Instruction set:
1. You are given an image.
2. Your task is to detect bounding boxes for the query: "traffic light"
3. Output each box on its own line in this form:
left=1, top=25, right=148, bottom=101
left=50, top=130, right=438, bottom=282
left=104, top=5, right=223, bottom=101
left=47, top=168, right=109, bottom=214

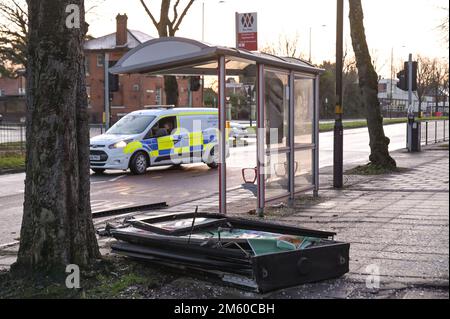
left=397, top=61, right=418, bottom=92
left=397, top=69, right=407, bottom=91
left=190, top=76, right=201, bottom=91
left=108, top=61, right=119, bottom=92
left=108, top=73, right=119, bottom=92
left=410, top=61, right=418, bottom=91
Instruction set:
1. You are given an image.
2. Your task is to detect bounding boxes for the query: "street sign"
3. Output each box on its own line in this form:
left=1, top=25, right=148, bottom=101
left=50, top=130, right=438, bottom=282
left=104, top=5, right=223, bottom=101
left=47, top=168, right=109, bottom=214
left=235, top=12, right=258, bottom=51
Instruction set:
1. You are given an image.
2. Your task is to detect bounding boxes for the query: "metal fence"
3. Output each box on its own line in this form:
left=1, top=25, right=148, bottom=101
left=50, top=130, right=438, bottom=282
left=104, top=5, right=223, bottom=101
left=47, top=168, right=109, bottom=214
left=0, top=122, right=106, bottom=156
left=421, top=120, right=449, bottom=145
left=89, top=124, right=106, bottom=138
left=0, top=122, right=26, bottom=155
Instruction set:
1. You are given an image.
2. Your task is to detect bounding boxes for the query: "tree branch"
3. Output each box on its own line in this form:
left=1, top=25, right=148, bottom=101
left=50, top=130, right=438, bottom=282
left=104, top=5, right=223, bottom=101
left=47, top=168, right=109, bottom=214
left=172, top=0, right=195, bottom=34
left=140, top=0, right=159, bottom=28
left=171, top=0, right=181, bottom=25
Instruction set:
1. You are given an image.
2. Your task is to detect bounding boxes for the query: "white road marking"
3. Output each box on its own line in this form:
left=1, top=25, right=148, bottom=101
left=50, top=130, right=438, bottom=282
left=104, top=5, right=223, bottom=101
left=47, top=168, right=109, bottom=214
left=109, top=175, right=126, bottom=182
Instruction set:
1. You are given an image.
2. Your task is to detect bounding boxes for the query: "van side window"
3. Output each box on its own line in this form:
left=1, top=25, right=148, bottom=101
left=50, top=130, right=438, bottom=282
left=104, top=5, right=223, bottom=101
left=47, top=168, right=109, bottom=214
left=179, top=115, right=216, bottom=133
left=149, top=116, right=177, bottom=138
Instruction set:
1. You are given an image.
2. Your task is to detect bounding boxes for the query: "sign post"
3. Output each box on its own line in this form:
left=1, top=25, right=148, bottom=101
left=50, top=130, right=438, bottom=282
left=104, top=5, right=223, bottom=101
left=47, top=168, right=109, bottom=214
left=334, top=0, right=344, bottom=189
left=235, top=12, right=258, bottom=51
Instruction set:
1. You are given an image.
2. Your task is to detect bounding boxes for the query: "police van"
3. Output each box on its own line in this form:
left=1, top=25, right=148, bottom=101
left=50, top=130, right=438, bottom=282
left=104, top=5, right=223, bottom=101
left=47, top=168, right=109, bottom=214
left=89, top=107, right=224, bottom=175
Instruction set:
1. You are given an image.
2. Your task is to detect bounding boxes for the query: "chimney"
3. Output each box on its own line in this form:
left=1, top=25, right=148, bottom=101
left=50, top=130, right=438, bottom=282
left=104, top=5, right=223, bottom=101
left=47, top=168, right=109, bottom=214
left=116, top=14, right=128, bottom=46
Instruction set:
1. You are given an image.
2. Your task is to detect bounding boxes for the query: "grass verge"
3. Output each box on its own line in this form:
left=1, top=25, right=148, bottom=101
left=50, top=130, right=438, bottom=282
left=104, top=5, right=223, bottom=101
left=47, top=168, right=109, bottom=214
left=246, top=117, right=448, bottom=134
left=0, top=152, right=25, bottom=171
left=319, top=116, right=448, bottom=133
left=0, top=256, right=171, bottom=299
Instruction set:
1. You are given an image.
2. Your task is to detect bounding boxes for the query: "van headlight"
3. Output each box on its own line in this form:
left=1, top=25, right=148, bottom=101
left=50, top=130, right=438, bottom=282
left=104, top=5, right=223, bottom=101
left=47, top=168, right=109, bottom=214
left=109, top=139, right=133, bottom=149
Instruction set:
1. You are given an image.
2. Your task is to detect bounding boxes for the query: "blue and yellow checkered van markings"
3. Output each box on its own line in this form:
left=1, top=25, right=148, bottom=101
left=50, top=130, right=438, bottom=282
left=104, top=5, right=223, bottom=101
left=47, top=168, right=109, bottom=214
left=127, top=112, right=219, bottom=161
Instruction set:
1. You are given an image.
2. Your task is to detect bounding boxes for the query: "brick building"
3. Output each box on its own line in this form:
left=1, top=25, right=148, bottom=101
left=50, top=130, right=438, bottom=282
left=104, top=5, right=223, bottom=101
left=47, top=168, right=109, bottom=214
left=85, top=14, right=203, bottom=124
left=0, top=71, right=26, bottom=97
left=0, top=71, right=26, bottom=122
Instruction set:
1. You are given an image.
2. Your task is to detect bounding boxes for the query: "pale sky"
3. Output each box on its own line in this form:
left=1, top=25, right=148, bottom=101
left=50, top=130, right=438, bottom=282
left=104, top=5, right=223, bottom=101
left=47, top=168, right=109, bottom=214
left=87, top=0, right=449, bottom=78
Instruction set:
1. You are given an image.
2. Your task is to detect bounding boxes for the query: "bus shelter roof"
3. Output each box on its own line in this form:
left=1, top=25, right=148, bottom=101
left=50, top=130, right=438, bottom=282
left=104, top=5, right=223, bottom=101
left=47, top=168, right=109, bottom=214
left=110, top=37, right=323, bottom=76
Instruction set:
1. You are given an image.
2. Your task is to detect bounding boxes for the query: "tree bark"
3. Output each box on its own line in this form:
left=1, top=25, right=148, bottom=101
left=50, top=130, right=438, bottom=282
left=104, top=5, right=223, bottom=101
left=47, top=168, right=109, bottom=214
left=13, top=0, right=100, bottom=275
left=348, top=0, right=396, bottom=168
left=164, top=75, right=179, bottom=106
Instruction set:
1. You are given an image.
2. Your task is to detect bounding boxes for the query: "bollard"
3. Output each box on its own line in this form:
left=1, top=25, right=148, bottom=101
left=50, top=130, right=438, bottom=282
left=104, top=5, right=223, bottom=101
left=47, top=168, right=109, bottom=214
left=435, top=121, right=438, bottom=143
left=20, top=125, right=24, bottom=154
left=444, top=120, right=446, bottom=142
left=425, top=121, right=428, bottom=145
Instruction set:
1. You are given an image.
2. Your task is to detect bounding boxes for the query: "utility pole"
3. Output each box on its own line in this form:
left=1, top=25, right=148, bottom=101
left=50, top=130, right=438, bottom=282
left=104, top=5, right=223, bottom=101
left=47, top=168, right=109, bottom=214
left=104, top=52, right=110, bottom=130
left=201, top=1, right=205, bottom=106
left=309, top=27, right=312, bottom=63
left=390, top=47, right=394, bottom=119
left=334, top=0, right=344, bottom=189
left=202, top=1, right=205, bottom=41
left=408, top=53, right=413, bottom=114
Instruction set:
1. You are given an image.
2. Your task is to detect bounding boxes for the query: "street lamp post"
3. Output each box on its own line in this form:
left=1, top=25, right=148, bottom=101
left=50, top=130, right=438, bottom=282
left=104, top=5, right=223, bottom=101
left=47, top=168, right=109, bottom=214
left=308, top=25, right=327, bottom=64
left=389, top=45, right=406, bottom=118
left=309, top=27, right=312, bottom=63
left=390, top=47, right=394, bottom=119
left=202, top=1, right=205, bottom=41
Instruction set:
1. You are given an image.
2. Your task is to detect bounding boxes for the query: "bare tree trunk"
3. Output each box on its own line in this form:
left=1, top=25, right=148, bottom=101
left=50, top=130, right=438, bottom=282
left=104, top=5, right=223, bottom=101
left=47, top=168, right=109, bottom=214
left=13, top=0, right=100, bottom=275
left=164, top=75, right=179, bottom=106
left=348, top=0, right=396, bottom=168
left=153, top=0, right=178, bottom=105
left=140, top=0, right=195, bottom=107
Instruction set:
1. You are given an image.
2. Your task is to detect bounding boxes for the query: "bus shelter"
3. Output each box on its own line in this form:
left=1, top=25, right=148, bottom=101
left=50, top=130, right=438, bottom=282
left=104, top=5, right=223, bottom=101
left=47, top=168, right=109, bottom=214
left=110, top=37, right=322, bottom=216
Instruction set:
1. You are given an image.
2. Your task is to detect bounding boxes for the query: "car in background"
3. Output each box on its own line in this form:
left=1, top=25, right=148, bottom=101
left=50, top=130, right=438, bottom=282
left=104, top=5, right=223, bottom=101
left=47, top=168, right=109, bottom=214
left=229, top=122, right=251, bottom=140
left=0, top=114, right=3, bottom=123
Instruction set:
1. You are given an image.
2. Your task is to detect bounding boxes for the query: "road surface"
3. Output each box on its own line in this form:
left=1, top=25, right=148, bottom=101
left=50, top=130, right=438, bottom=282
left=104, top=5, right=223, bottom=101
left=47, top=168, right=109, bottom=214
left=0, top=122, right=448, bottom=246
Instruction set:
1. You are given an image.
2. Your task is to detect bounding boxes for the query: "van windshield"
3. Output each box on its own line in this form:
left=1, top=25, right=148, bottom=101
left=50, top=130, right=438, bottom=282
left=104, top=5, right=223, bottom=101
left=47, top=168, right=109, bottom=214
left=107, top=115, right=156, bottom=135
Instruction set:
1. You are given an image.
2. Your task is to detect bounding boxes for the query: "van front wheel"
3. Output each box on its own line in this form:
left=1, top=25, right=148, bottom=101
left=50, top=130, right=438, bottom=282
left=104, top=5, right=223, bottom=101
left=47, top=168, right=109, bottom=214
left=130, top=152, right=148, bottom=175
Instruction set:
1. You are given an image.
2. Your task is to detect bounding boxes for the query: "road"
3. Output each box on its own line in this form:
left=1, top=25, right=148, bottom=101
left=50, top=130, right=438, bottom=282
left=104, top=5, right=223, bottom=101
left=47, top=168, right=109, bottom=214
left=0, top=122, right=447, bottom=245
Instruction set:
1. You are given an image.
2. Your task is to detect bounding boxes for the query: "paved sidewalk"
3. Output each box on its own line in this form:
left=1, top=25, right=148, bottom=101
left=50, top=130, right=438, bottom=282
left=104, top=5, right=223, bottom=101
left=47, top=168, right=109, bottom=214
left=114, top=144, right=449, bottom=298
left=273, top=157, right=449, bottom=293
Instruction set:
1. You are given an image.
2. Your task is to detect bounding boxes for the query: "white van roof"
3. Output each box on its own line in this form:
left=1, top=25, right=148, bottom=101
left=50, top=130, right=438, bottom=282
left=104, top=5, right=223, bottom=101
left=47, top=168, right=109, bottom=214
left=129, top=107, right=218, bottom=117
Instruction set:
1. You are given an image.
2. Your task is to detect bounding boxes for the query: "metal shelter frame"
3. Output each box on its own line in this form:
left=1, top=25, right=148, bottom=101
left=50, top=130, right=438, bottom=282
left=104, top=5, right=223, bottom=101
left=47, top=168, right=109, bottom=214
left=111, top=37, right=323, bottom=216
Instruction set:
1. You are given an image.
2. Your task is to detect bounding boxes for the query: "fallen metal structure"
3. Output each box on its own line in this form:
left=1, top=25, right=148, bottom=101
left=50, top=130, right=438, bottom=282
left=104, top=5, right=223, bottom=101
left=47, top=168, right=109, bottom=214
left=110, top=212, right=350, bottom=293
left=92, top=202, right=168, bottom=219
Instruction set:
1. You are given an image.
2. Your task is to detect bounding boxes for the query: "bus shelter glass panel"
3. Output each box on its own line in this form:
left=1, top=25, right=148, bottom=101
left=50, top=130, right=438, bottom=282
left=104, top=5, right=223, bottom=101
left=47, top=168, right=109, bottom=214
left=294, top=76, right=314, bottom=146
left=264, top=69, right=291, bottom=200
left=171, top=61, right=220, bottom=213
left=225, top=58, right=258, bottom=210
left=294, top=149, right=313, bottom=189
left=293, top=75, right=315, bottom=191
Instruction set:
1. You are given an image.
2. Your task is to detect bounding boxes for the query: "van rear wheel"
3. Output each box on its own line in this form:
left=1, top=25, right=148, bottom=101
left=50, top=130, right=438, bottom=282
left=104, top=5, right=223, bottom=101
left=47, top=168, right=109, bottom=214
left=206, top=148, right=219, bottom=169
left=130, top=152, right=148, bottom=175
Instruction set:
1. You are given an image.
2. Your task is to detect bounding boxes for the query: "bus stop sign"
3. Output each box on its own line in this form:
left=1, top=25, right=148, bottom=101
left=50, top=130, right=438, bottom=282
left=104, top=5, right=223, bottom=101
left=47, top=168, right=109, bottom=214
left=235, top=12, right=258, bottom=51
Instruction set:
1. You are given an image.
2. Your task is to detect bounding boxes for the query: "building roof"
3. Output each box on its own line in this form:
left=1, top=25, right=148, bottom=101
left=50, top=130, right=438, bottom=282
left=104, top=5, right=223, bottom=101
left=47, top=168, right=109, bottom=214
left=110, top=37, right=323, bottom=76
left=84, top=30, right=154, bottom=51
